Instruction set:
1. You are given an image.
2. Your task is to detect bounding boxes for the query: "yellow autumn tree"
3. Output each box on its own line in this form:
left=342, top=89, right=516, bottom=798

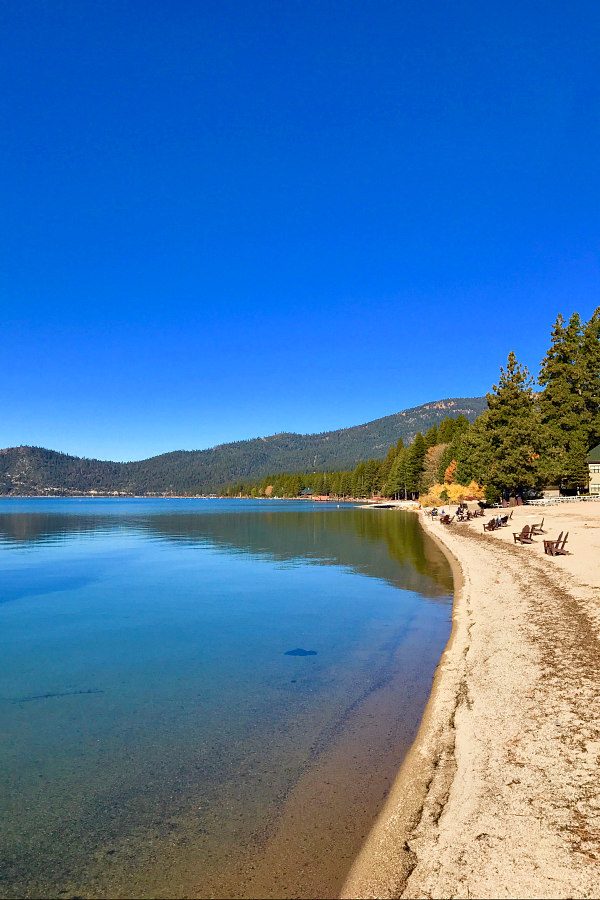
left=419, top=480, right=485, bottom=506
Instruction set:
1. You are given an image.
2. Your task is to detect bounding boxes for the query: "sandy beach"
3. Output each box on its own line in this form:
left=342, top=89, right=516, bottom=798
left=343, top=501, right=600, bottom=899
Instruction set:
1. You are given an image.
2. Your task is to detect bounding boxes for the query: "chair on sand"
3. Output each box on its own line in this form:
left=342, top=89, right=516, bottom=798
left=513, top=525, right=534, bottom=544
left=531, top=517, right=545, bottom=535
left=544, top=532, right=569, bottom=556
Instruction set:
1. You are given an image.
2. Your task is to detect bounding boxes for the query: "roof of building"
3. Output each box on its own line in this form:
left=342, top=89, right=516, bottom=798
left=587, top=443, right=600, bottom=463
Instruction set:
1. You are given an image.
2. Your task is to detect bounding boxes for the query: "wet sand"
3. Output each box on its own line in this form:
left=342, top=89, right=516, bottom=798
left=343, top=502, right=600, bottom=899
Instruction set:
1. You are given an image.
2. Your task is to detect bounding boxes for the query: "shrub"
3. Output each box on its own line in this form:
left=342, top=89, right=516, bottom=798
left=419, top=480, right=485, bottom=506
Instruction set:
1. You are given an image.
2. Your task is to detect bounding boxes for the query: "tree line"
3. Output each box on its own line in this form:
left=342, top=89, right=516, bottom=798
left=226, top=308, right=600, bottom=502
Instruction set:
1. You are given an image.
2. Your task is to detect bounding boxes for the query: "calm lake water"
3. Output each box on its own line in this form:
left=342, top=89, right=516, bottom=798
left=0, top=499, right=452, bottom=899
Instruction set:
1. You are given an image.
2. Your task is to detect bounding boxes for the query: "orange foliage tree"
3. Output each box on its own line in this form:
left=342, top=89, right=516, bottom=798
left=444, top=459, right=458, bottom=483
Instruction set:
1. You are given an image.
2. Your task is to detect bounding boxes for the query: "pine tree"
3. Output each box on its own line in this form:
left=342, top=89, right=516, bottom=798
left=424, top=424, right=439, bottom=447
left=404, top=433, right=427, bottom=496
left=437, top=417, right=456, bottom=444
left=385, top=448, right=407, bottom=499
left=352, top=462, right=367, bottom=497
left=581, top=307, right=600, bottom=448
left=379, top=444, right=398, bottom=485
left=539, top=312, right=590, bottom=490
left=485, top=352, right=544, bottom=499
left=452, top=414, right=471, bottom=437
left=454, top=412, right=492, bottom=485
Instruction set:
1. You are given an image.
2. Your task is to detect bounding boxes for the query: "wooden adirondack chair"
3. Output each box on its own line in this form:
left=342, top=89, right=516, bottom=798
left=531, top=517, right=545, bottom=535
left=544, top=532, right=569, bottom=556
left=513, top=524, right=533, bottom=544
left=543, top=531, right=562, bottom=554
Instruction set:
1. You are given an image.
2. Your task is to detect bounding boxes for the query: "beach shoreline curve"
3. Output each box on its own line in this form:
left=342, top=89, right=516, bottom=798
left=342, top=502, right=600, bottom=899
left=340, top=511, right=469, bottom=899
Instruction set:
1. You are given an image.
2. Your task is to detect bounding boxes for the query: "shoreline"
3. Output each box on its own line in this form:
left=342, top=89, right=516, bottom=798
left=343, top=502, right=600, bottom=899
left=341, top=510, right=468, bottom=898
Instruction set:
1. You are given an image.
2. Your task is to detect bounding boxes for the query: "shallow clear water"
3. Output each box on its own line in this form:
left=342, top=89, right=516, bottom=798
left=0, top=499, right=452, bottom=899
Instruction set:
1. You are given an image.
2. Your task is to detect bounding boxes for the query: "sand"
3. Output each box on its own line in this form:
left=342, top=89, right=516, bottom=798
left=342, top=501, right=600, bottom=899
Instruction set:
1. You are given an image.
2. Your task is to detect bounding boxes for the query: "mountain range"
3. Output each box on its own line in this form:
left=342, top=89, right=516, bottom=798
left=0, top=396, right=487, bottom=495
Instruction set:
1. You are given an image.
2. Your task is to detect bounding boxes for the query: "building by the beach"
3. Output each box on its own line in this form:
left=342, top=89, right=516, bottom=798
left=588, top=443, right=600, bottom=495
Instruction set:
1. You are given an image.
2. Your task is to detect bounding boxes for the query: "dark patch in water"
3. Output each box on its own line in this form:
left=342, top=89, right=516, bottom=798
left=13, top=689, right=104, bottom=703
left=284, top=648, right=317, bottom=656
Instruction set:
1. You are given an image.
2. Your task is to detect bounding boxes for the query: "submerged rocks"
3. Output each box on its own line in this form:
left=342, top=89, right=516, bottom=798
left=284, top=648, right=317, bottom=656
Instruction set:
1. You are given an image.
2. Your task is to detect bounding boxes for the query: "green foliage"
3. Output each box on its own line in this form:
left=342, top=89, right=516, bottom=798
left=483, top=352, right=544, bottom=497
left=538, top=312, right=590, bottom=490
left=581, top=307, right=600, bottom=448
left=3, top=309, right=596, bottom=502
left=453, top=413, right=491, bottom=484
left=424, top=424, right=438, bottom=447
left=0, top=401, right=486, bottom=496
left=405, top=432, right=427, bottom=494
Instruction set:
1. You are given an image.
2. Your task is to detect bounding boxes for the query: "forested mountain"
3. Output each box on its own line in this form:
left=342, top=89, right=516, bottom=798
left=0, top=397, right=486, bottom=495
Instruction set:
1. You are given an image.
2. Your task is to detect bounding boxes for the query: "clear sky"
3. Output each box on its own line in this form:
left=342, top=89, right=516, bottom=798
left=2, top=1, right=599, bottom=461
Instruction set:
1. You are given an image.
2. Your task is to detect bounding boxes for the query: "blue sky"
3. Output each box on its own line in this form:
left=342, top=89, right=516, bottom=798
left=2, top=1, right=599, bottom=461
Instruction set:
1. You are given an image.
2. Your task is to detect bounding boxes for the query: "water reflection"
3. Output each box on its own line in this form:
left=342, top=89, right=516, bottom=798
left=0, top=500, right=453, bottom=899
left=0, top=502, right=452, bottom=598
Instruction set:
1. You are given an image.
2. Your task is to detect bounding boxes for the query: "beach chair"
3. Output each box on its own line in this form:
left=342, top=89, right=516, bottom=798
left=544, top=532, right=569, bottom=556
left=441, top=515, right=455, bottom=525
left=513, top=525, right=534, bottom=544
left=531, top=517, right=545, bottom=535
left=543, top=531, right=562, bottom=555
left=483, top=520, right=497, bottom=532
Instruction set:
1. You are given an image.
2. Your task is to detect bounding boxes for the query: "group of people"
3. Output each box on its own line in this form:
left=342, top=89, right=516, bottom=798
left=431, top=502, right=471, bottom=518
left=430, top=502, right=486, bottom=523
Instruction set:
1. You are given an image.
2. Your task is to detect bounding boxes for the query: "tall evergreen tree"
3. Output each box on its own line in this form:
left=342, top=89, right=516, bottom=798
left=379, top=444, right=398, bottom=485
left=424, top=424, right=439, bottom=447
left=539, top=312, right=590, bottom=490
left=437, top=417, right=456, bottom=444
left=404, top=432, right=427, bottom=496
left=581, top=307, right=600, bottom=448
left=385, top=447, right=407, bottom=499
left=454, top=412, right=492, bottom=484
left=484, top=352, right=544, bottom=500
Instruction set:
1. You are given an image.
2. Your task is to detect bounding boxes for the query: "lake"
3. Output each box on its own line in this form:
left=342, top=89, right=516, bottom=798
left=0, top=499, right=453, bottom=899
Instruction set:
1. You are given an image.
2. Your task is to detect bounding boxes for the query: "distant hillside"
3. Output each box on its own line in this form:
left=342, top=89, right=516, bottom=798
left=0, top=396, right=486, bottom=495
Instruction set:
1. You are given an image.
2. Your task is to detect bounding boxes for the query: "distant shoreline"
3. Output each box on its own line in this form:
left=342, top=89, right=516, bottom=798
left=0, top=494, right=361, bottom=501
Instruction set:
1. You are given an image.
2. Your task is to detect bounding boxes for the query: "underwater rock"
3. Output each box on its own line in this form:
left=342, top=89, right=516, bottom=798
left=284, top=648, right=317, bottom=656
